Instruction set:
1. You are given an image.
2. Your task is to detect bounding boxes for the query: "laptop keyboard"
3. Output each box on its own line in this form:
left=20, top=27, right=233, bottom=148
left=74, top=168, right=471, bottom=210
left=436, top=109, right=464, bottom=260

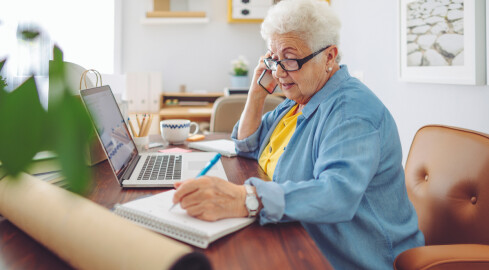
left=137, top=155, right=182, bottom=180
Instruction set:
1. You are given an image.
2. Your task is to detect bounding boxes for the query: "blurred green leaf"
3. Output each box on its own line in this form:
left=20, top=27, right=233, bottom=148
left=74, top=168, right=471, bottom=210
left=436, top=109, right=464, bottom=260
left=0, top=77, right=46, bottom=176
left=0, top=44, right=93, bottom=195
left=0, top=59, right=6, bottom=91
left=47, top=93, right=93, bottom=194
left=20, top=30, right=40, bottom=41
left=46, top=45, right=93, bottom=194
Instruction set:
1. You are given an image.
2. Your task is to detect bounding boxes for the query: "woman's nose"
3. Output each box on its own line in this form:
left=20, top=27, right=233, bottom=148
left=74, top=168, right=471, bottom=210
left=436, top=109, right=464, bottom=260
left=274, top=64, right=287, bottom=78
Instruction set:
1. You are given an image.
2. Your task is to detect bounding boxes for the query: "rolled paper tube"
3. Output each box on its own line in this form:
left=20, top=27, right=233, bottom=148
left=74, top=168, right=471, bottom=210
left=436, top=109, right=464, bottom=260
left=0, top=174, right=203, bottom=270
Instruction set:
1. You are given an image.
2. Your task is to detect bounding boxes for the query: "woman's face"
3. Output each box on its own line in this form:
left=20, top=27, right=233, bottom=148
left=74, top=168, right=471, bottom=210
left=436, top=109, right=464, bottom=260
left=269, top=33, right=330, bottom=104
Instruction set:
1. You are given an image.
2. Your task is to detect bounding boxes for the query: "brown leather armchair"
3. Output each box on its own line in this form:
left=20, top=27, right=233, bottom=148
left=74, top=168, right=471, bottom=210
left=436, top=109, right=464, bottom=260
left=394, top=125, right=489, bottom=269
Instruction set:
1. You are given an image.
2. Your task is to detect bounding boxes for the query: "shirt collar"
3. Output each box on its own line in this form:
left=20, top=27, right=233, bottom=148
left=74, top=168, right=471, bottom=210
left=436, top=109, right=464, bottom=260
left=300, top=65, right=350, bottom=119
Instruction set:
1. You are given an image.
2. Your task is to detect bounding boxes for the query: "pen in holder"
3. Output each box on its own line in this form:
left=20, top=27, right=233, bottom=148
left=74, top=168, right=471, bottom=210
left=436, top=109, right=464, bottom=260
left=127, top=114, right=154, bottom=152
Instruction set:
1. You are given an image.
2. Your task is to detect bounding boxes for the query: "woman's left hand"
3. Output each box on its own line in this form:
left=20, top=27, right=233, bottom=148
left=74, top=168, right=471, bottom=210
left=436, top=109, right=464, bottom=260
left=173, top=176, right=248, bottom=221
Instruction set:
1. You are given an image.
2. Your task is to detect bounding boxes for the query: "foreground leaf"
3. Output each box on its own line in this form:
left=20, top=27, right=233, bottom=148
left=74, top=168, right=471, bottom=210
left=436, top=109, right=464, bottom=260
left=47, top=46, right=94, bottom=194
left=0, top=77, right=46, bottom=175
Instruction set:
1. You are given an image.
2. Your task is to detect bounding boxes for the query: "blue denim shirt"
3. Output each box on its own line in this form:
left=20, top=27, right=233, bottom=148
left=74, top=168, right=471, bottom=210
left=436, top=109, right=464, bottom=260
left=231, top=66, right=424, bottom=269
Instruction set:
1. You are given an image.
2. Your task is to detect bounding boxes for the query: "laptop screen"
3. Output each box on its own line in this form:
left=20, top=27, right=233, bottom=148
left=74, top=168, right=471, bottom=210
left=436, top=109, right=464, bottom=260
left=80, top=86, right=137, bottom=179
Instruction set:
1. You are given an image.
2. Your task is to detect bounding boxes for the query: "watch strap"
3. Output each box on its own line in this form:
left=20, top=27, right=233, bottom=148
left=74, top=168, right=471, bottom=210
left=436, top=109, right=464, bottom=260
left=244, top=185, right=258, bottom=217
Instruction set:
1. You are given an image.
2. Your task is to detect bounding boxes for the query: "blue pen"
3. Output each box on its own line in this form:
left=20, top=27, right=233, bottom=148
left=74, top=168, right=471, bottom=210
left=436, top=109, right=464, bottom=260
left=196, top=153, right=222, bottom=177
left=169, top=153, right=222, bottom=211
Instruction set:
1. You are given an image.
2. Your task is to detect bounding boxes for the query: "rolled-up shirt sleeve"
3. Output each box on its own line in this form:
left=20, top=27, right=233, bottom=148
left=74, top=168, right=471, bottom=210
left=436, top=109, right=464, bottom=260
left=231, top=122, right=262, bottom=158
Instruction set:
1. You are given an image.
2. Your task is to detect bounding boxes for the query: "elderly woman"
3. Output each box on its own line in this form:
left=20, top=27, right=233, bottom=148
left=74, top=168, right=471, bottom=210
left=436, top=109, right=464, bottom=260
left=173, top=0, right=424, bottom=268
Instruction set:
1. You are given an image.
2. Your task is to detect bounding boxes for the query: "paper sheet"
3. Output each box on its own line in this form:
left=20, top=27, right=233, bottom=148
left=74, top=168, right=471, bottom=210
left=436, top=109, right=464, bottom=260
left=159, top=147, right=192, bottom=153
left=0, top=174, right=193, bottom=270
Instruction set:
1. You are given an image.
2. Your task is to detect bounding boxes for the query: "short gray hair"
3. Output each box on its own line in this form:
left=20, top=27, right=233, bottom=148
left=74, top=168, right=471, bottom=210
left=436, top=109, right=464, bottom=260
left=261, top=0, right=341, bottom=54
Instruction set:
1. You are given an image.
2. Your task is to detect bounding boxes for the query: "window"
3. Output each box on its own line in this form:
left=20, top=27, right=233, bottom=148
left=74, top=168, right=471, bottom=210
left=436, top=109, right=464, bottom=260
left=0, top=0, right=115, bottom=107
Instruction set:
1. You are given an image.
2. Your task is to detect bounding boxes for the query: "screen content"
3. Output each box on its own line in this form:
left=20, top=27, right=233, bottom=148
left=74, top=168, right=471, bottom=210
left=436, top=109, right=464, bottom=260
left=82, top=87, right=136, bottom=176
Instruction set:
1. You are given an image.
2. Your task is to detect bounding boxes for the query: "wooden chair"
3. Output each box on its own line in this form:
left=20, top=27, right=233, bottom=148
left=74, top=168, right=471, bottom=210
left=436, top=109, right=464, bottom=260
left=394, top=125, right=489, bottom=269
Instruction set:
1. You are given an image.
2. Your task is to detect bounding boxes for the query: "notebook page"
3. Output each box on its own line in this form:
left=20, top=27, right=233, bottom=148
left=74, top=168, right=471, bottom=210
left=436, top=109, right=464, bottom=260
left=118, top=190, right=253, bottom=238
left=188, top=139, right=237, bottom=157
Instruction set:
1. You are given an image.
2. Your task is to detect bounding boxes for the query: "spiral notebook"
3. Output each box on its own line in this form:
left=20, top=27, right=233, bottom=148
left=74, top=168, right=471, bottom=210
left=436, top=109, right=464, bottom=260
left=113, top=190, right=255, bottom=248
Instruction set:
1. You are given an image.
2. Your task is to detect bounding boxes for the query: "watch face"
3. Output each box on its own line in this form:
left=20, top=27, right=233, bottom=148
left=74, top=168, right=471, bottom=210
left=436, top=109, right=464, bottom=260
left=246, top=196, right=259, bottom=211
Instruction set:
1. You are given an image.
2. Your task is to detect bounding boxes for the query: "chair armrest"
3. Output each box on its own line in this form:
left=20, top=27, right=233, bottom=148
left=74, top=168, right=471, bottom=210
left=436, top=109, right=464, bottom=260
left=394, top=244, right=489, bottom=270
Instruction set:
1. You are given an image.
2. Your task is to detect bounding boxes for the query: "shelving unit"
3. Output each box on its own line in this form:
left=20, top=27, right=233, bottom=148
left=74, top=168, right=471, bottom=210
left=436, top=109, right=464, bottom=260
left=141, top=17, right=209, bottom=25
left=159, top=92, right=224, bottom=123
left=144, top=0, right=209, bottom=25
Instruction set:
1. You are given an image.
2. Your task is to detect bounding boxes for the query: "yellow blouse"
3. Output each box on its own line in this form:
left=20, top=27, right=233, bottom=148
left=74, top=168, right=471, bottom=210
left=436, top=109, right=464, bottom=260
left=259, top=104, right=301, bottom=179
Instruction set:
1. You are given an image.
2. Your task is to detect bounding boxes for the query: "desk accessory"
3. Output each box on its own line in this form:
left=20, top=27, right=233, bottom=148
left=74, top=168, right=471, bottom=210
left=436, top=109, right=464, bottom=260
left=188, top=139, right=237, bottom=157
left=0, top=173, right=199, bottom=270
left=113, top=189, right=255, bottom=249
left=160, top=119, right=199, bottom=145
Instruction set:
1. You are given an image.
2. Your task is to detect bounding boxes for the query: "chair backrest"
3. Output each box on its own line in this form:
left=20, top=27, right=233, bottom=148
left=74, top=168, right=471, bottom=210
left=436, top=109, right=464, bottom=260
left=210, top=94, right=283, bottom=133
left=405, top=125, right=489, bottom=245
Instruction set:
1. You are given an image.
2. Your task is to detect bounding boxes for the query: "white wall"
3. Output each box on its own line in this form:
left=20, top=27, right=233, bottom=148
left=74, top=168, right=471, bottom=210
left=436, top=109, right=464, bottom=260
left=120, top=0, right=489, bottom=164
left=120, top=0, right=266, bottom=93
left=334, top=0, right=489, bottom=164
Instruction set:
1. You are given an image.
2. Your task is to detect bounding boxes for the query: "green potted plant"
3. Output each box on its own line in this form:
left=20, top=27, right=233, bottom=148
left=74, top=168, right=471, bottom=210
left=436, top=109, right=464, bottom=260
left=0, top=29, right=94, bottom=194
left=230, top=55, right=249, bottom=88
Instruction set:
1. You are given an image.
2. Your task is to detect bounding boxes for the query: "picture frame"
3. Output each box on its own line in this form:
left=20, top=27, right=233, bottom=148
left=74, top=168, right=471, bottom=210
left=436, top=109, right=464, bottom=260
left=487, top=1, right=489, bottom=85
left=399, top=0, right=486, bottom=85
left=227, top=0, right=330, bottom=24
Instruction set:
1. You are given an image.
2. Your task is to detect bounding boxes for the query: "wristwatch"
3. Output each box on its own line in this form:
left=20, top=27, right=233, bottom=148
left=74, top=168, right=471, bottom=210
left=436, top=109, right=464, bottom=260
left=244, top=185, right=259, bottom=217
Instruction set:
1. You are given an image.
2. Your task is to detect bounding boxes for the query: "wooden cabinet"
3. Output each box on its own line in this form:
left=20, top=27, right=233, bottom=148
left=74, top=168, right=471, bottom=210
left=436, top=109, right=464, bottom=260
left=159, top=92, right=224, bottom=123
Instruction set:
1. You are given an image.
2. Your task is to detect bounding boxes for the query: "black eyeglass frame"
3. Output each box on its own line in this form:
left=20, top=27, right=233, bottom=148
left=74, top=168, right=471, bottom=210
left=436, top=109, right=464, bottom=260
left=264, top=45, right=332, bottom=72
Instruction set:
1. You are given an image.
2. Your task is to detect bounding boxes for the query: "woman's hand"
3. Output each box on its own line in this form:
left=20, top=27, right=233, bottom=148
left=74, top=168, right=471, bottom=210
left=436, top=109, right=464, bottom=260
left=173, top=176, right=249, bottom=221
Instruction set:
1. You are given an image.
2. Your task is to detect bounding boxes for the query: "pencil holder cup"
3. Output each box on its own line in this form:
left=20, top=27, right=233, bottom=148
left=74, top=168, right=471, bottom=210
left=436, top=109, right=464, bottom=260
left=133, top=136, right=149, bottom=152
left=160, top=119, right=199, bottom=145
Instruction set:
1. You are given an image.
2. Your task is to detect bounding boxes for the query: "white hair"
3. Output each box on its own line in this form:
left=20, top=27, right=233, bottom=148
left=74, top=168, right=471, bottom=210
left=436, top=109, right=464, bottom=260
left=261, top=0, right=341, bottom=60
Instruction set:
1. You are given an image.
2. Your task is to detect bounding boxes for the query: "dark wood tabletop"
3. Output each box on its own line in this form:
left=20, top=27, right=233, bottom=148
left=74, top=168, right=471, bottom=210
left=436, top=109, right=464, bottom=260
left=0, top=134, right=332, bottom=270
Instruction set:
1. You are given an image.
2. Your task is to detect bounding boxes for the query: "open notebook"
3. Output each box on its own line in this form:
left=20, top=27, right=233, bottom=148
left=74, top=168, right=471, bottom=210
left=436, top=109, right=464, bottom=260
left=113, top=190, right=255, bottom=248
left=188, top=139, right=237, bottom=157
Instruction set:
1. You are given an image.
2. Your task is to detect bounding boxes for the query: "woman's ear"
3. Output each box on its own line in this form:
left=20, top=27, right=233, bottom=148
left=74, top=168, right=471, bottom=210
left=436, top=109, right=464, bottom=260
left=326, top=45, right=338, bottom=63
left=324, top=45, right=338, bottom=72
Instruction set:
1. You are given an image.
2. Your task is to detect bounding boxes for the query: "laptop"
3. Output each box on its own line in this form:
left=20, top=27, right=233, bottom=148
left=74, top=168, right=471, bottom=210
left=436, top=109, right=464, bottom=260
left=80, top=86, right=228, bottom=188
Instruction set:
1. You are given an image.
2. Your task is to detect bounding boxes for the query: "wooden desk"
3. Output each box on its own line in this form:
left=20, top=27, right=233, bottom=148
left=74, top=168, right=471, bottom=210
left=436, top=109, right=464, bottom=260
left=0, top=134, right=332, bottom=270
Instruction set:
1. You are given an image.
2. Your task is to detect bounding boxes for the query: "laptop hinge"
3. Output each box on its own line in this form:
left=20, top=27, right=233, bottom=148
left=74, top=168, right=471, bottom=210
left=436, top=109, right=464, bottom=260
left=121, top=155, right=141, bottom=182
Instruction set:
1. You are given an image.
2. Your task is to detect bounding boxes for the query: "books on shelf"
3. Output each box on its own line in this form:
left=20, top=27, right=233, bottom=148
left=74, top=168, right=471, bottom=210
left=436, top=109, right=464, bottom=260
left=188, top=139, right=237, bottom=157
left=178, top=101, right=209, bottom=106
left=113, top=190, right=255, bottom=248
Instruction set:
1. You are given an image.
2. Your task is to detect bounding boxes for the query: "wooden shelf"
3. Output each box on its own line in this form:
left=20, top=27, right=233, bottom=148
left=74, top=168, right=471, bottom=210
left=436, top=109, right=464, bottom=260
left=144, top=0, right=209, bottom=24
left=141, top=17, right=209, bottom=25
left=146, top=11, right=206, bottom=18
left=159, top=92, right=224, bottom=123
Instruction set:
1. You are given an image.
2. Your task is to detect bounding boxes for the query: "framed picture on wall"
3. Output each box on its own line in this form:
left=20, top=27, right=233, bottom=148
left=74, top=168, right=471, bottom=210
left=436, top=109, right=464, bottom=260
left=399, top=0, right=486, bottom=85
left=227, top=0, right=330, bottom=23
left=487, top=1, right=489, bottom=85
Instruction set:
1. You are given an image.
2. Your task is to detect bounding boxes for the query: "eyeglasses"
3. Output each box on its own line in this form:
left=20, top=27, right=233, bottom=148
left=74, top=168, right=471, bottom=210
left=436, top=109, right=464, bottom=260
left=264, top=45, right=331, bottom=72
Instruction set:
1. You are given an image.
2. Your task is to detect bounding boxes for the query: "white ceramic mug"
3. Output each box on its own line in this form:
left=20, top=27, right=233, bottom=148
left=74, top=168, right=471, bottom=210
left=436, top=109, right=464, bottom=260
left=160, top=119, right=199, bottom=145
